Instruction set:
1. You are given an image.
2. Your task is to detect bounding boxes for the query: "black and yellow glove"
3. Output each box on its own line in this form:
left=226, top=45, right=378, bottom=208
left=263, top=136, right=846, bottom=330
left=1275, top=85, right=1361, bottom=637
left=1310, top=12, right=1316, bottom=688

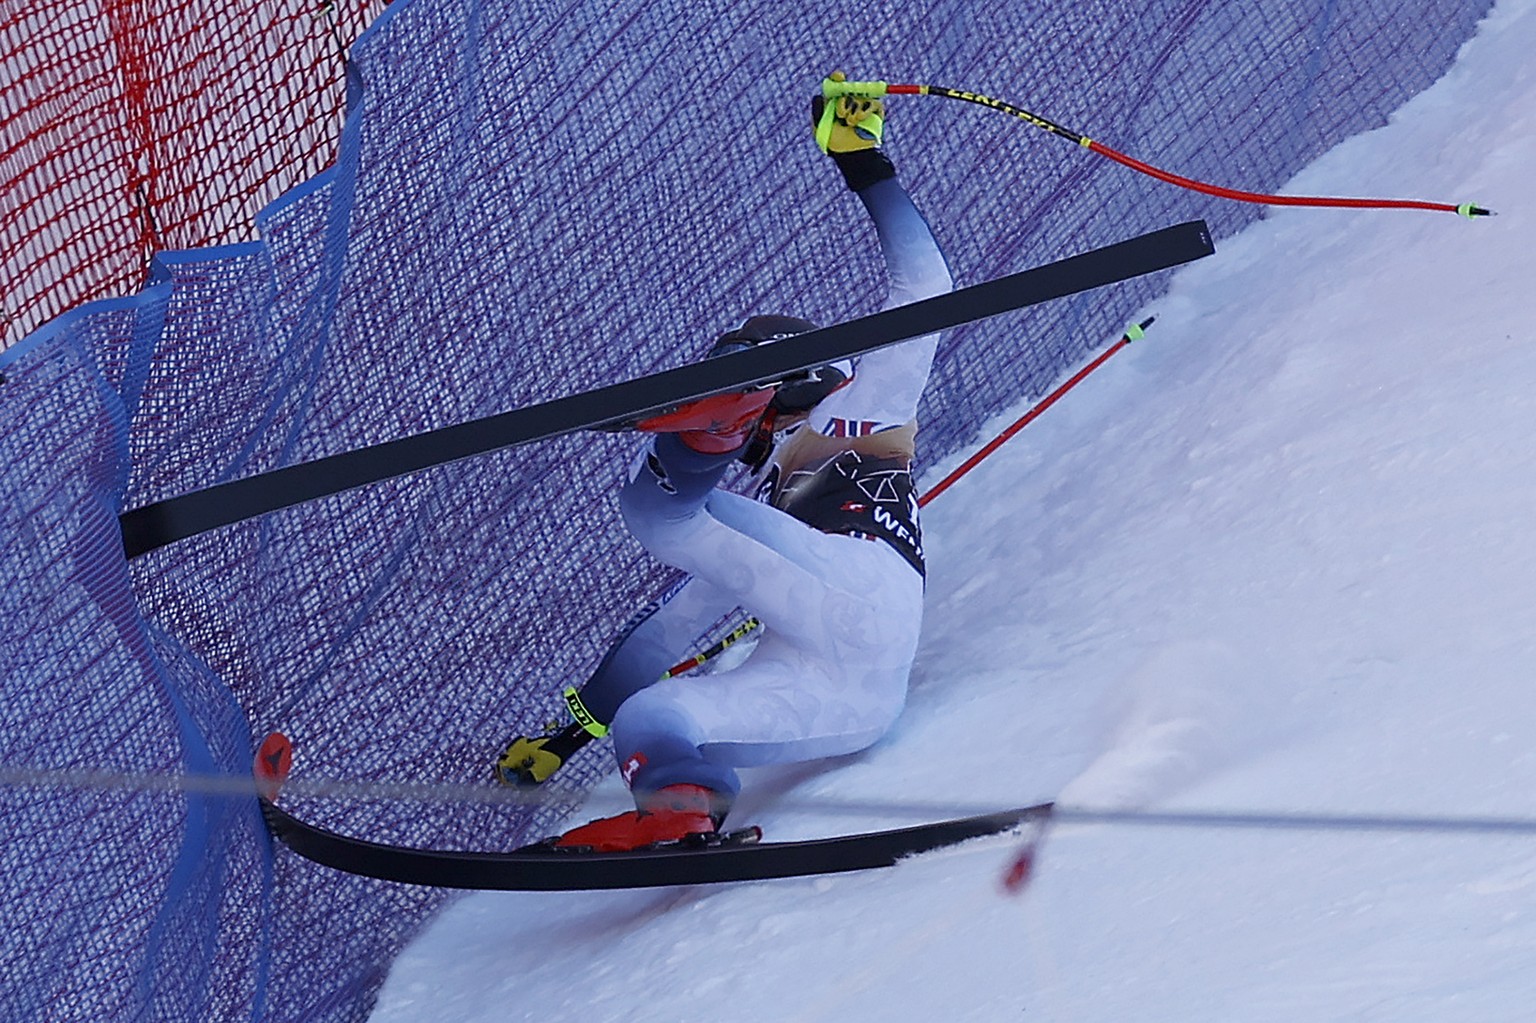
left=494, top=722, right=594, bottom=788
left=812, top=71, right=896, bottom=192
left=814, top=71, right=885, bottom=153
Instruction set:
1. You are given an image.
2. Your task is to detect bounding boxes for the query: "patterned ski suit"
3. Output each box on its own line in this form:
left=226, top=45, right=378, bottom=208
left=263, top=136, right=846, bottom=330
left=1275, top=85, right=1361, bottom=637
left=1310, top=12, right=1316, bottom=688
left=583, top=173, right=951, bottom=802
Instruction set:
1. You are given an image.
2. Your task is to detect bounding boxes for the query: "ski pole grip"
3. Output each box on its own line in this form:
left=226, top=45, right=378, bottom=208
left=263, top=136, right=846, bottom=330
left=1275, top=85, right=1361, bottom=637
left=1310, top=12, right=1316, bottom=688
left=815, top=73, right=889, bottom=153
left=821, top=75, right=888, bottom=99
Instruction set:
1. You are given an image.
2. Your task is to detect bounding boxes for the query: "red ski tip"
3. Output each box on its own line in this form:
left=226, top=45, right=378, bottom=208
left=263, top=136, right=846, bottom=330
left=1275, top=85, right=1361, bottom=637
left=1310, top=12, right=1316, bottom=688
left=254, top=732, right=293, bottom=802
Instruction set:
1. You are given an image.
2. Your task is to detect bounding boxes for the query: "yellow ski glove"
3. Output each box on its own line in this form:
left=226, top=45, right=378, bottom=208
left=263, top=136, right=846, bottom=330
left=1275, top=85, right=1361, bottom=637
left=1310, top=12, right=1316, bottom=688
left=813, top=71, right=887, bottom=153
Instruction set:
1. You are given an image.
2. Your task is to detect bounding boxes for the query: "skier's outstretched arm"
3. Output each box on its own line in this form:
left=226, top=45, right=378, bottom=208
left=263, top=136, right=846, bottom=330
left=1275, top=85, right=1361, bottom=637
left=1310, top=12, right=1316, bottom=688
left=810, top=81, right=953, bottom=436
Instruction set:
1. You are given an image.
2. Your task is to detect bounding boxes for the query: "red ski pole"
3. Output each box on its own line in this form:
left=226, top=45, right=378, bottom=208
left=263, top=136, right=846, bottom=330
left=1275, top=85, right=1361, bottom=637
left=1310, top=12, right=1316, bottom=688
left=822, top=78, right=1493, bottom=217
left=920, top=317, right=1155, bottom=507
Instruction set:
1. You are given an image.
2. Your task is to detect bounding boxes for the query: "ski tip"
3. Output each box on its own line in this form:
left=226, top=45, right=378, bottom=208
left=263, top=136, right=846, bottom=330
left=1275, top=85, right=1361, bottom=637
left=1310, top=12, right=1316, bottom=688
left=254, top=731, right=293, bottom=802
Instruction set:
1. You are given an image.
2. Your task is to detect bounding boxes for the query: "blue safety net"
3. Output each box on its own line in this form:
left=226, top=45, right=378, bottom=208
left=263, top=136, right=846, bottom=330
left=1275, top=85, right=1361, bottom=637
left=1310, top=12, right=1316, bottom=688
left=0, top=0, right=1491, bottom=1019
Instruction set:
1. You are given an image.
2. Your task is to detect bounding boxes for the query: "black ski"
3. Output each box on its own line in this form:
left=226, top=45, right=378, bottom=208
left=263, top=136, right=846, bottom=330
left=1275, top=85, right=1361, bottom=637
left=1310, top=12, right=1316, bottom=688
left=121, top=220, right=1213, bottom=558
left=252, top=732, right=1051, bottom=890
left=258, top=795, right=1054, bottom=891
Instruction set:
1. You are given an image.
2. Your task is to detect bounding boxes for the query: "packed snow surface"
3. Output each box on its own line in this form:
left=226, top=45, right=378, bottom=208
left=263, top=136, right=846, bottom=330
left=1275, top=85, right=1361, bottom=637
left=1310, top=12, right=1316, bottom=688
left=373, top=4, right=1536, bottom=1019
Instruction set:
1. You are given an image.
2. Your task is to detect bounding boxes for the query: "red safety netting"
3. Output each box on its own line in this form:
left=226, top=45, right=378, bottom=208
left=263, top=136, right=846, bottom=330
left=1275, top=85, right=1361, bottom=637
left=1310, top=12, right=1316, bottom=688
left=1, top=0, right=385, bottom=350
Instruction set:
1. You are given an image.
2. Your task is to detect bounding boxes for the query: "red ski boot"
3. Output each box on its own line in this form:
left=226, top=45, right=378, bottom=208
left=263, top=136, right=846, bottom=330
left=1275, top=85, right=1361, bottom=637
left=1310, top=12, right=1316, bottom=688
left=554, top=784, right=722, bottom=852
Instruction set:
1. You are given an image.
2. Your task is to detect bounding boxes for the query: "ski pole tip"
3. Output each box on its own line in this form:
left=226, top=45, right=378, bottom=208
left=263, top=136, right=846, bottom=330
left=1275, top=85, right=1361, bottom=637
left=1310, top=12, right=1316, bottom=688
left=1457, top=202, right=1494, bottom=219
left=1001, top=844, right=1037, bottom=893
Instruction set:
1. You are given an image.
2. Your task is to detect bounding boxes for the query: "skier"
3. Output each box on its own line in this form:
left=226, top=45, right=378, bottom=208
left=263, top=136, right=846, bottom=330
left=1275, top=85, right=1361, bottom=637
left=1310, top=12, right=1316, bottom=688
left=537, top=77, right=953, bottom=851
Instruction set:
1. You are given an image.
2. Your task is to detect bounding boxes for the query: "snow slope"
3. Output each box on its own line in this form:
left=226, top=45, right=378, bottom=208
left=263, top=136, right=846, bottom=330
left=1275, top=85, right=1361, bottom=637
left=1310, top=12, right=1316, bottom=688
left=372, top=4, right=1536, bottom=1020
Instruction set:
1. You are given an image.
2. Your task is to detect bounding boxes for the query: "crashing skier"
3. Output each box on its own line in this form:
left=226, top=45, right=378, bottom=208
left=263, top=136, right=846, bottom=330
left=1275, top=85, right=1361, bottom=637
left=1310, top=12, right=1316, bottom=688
left=506, top=74, right=953, bottom=852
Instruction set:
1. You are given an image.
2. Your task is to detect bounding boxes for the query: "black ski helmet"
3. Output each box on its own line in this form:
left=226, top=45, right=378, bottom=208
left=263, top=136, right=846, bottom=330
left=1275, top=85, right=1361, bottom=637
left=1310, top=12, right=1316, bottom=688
left=708, top=314, right=820, bottom=357
left=708, top=314, right=849, bottom=415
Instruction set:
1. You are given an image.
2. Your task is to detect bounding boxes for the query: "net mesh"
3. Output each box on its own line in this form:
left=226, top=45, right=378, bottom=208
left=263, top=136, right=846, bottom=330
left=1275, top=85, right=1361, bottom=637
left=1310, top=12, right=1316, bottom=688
left=0, top=0, right=1491, bottom=1019
left=1, top=0, right=385, bottom=347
